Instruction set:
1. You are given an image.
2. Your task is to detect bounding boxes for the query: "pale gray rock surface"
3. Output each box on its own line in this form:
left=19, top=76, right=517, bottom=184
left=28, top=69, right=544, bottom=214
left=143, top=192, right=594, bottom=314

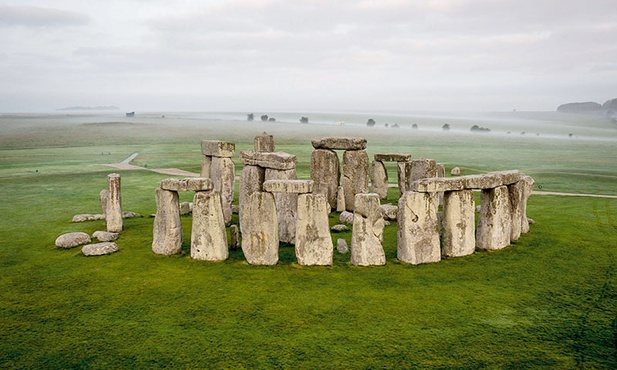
left=310, top=149, right=340, bottom=209
left=82, top=242, right=119, bottom=256
left=152, top=188, right=182, bottom=255
left=263, top=179, right=313, bottom=194
left=160, top=177, right=213, bottom=192
left=351, top=194, right=386, bottom=266
left=240, top=150, right=297, bottom=170
left=507, top=181, right=524, bottom=241
left=179, top=202, right=192, bottom=215
left=229, top=224, right=240, bottom=250
left=337, top=239, right=349, bottom=254
left=201, top=140, right=235, bottom=158
left=295, top=194, right=333, bottom=266
left=106, top=173, right=123, bottom=233
left=476, top=186, right=512, bottom=250
left=99, top=189, right=109, bottom=216
left=311, top=137, right=367, bottom=150
left=451, top=167, right=461, bottom=175
left=331, top=224, right=349, bottom=232
left=397, top=161, right=411, bottom=194
left=254, top=132, right=275, bottom=152
left=55, top=232, right=91, bottom=248
left=241, top=192, right=279, bottom=265
left=265, top=168, right=298, bottom=244
left=92, top=231, right=119, bottom=242
left=72, top=214, right=106, bottom=222
left=211, top=157, right=235, bottom=226
left=239, top=165, right=265, bottom=233
left=380, top=204, right=398, bottom=221
left=441, top=190, right=475, bottom=257
left=370, top=160, right=388, bottom=199
left=336, top=186, right=346, bottom=212
left=191, top=190, right=228, bottom=261
left=374, top=153, right=411, bottom=162
left=339, top=211, right=354, bottom=225
left=341, top=149, right=369, bottom=211
left=520, top=176, right=535, bottom=234
left=200, top=156, right=211, bottom=178
left=397, top=191, right=440, bottom=265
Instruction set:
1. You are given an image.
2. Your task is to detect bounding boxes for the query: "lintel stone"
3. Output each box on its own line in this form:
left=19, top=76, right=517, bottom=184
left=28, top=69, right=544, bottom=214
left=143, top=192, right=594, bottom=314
left=263, top=179, right=314, bottom=194
left=374, top=153, right=411, bottom=162
left=201, top=140, right=235, bottom=157
left=240, top=150, right=297, bottom=170
left=311, top=137, right=367, bottom=150
left=160, top=177, right=213, bottom=192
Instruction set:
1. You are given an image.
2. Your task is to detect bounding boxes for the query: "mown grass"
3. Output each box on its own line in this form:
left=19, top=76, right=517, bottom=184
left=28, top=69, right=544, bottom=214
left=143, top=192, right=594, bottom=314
left=0, top=113, right=616, bottom=368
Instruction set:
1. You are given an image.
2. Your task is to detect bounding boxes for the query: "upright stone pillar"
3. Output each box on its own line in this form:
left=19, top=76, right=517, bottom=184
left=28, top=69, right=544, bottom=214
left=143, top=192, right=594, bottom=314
left=508, top=181, right=524, bottom=241
left=295, top=193, right=333, bottom=266
left=476, top=186, right=512, bottom=250
left=239, top=165, right=265, bottom=233
left=211, top=156, right=235, bottom=226
left=397, top=161, right=411, bottom=194
left=106, top=173, right=123, bottom=233
left=265, top=168, right=298, bottom=244
left=241, top=192, right=279, bottom=265
left=99, top=189, right=109, bottom=216
left=152, top=187, right=182, bottom=255
left=310, top=149, right=340, bottom=209
left=520, top=175, right=535, bottom=234
left=351, top=193, right=386, bottom=266
left=336, top=186, right=346, bottom=212
left=191, top=190, right=228, bottom=261
left=441, top=190, right=475, bottom=257
left=406, top=159, right=439, bottom=190
left=397, top=191, right=440, bottom=264
left=342, top=150, right=369, bottom=211
left=371, top=160, right=388, bottom=199
left=254, top=132, right=275, bottom=152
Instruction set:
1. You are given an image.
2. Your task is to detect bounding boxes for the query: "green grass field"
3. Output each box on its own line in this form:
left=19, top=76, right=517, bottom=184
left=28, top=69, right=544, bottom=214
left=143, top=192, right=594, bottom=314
left=1, top=112, right=616, bottom=368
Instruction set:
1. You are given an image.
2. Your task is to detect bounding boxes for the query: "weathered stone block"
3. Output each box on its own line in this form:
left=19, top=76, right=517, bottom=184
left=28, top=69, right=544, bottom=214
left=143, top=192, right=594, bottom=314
left=211, top=157, right=235, bottom=226
left=374, top=153, right=411, bottom=162
left=441, top=190, right=475, bottom=257
left=380, top=204, right=398, bottom=220
left=451, top=167, right=461, bottom=175
left=462, top=173, right=503, bottom=190
left=265, top=168, right=298, bottom=244
left=152, top=188, right=182, bottom=255
left=339, top=211, right=354, bottom=225
left=229, top=225, right=240, bottom=250
left=520, top=175, right=535, bottom=234
left=351, top=194, right=386, bottom=266
left=295, top=194, right=333, bottom=266
left=241, top=192, right=279, bottom=265
left=409, top=159, right=439, bottom=183
left=240, top=150, right=297, bottom=170
left=342, top=149, right=369, bottom=211
left=476, top=186, right=512, bottom=250
left=99, top=189, right=109, bottom=216
left=397, top=161, right=411, bottom=194
left=336, top=186, right=346, bottom=212
left=56, top=232, right=91, bottom=248
left=200, top=156, right=211, bottom=178
left=92, top=231, right=119, bottom=242
left=409, top=177, right=466, bottom=193
left=191, top=190, right=228, bottom=261
left=106, top=173, right=123, bottom=233
left=239, top=165, right=265, bottom=233
left=397, top=191, right=440, bottom=264
left=254, top=132, right=275, bottom=152
left=160, top=177, right=214, bottom=192
left=82, top=242, right=119, bottom=256
left=494, top=170, right=524, bottom=185
left=263, top=179, right=314, bottom=194
left=201, top=140, right=235, bottom=157
left=310, top=149, right=340, bottom=208
left=508, top=181, right=524, bottom=241
left=311, top=137, right=367, bottom=150
left=371, top=160, right=388, bottom=199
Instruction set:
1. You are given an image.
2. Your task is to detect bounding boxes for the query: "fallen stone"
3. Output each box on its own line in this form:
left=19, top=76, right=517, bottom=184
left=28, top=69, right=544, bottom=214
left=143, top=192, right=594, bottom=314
left=231, top=205, right=240, bottom=214
left=241, top=192, right=279, bottom=265
left=240, top=150, right=297, bottom=170
left=191, top=190, right=228, bottom=261
left=337, top=239, right=349, bottom=254
left=56, top=232, right=91, bottom=248
left=82, top=242, right=119, bottom=256
left=295, top=194, right=333, bottom=266
left=380, top=204, right=398, bottom=220
left=341, top=149, right=369, bottom=211
left=331, top=224, right=349, bottom=232
left=92, top=231, right=119, bottom=242
left=263, top=179, right=314, bottom=194
left=254, top=132, right=275, bottom=152
left=340, top=211, right=354, bottom=225
left=122, top=211, right=142, bottom=218
left=311, top=137, right=367, bottom=150
left=374, top=153, right=411, bottom=162
left=528, top=218, right=535, bottom=225
left=72, top=214, right=106, bottom=222
left=201, top=140, right=235, bottom=158
left=310, top=149, right=340, bottom=208
left=397, top=191, right=440, bottom=265
left=351, top=193, right=386, bottom=266
left=371, top=160, right=388, bottom=199
left=451, top=167, right=461, bottom=175
left=160, top=177, right=213, bottom=192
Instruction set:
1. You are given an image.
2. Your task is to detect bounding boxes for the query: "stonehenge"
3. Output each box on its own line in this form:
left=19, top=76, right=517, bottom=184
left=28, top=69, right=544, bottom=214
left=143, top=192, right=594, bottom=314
left=200, top=140, right=235, bottom=226
left=106, top=173, right=123, bottom=233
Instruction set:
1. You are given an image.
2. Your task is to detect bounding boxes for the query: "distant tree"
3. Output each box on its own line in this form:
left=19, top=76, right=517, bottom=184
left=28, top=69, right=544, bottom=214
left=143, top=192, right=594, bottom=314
left=366, top=118, right=376, bottom=127
left=442, top=123, right=450, bottom=131
left=261, top=114, right=268, bottom=122
left=247, top=113, right=254, bottom=121
left=412, top=123, right=418, bottom=130
left=268, top=117, right=276, bottom=122
left=391, top=123, right=400, bottom=128
left=470, top=125, right=490, bottom=133
left=300, top=116, right=309, bottom=124
left=384, top=123, right=389, bottom=128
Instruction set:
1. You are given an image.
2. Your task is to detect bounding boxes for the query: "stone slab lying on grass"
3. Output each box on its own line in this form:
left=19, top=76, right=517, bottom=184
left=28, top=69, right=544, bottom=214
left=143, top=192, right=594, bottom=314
left=263, top=179, right=314, bottom=194
left=331, top=224, right=349, bottom=232
left=82, top=242, right=119, bottom=256
left=374, top=153, right=411, bottom=162
left=72, top=214, right=106, bottom=222
left=160, top=177, right=213, bottom=192
left=380, top=204, right=398, bottom=220
left=92, top=231, right=119, bottom=242
left=240, top=150, right=297, bottom=170
left=339, top=211, right=354, bottom=225
left=56, top=232, right=91, bottom=248
left=311, top=137, right=367, bottom=150
left=201, top=140, right=235, bottom=157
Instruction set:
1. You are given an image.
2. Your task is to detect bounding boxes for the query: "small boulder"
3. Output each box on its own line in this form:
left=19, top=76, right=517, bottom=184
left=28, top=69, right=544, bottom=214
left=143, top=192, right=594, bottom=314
left=122, top=211, right=142, bottom=218
left=380, top=204, right=398, bottom=220
left=339, top=211, right=354, bottom=225
left=82, top=242, right=119, bottom=256
left=528, top=218, right=535, bottom=225
left=72, top=214, right=105, bottom=222
left=92, top=231, right=119, bottom=242
left=55, top=232, right=91, bottom=248
left=337, top=239, right=349, bottom=254
left=179, top=202, right=191, bottom=215
left=331, top=224, right=349, bottom=232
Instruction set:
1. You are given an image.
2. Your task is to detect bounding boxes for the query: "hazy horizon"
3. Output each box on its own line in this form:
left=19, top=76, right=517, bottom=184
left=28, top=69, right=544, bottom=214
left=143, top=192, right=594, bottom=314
left=1, top=1, right=616, bottom=113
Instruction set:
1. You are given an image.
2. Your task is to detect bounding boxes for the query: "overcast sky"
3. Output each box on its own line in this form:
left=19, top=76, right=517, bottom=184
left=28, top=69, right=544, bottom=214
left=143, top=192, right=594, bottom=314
left=1, top=0, right=616, bottom=112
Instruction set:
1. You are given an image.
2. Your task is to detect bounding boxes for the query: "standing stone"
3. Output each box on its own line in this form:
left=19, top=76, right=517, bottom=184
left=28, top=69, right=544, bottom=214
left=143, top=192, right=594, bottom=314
left=211, top=156, right=235, bottom=226
left=341, top=150, right=369, bottom=211
left=191, top=190, right=228, bottom=261
left=152, top=188, right=182, bottom=255
left=371, top=160, right=388, bottom=199
left=337, top=239, right=349, bottom=254
left=200, top=156, right=212, bottom=178
left=295, top=194, right=333, bottom=266
left=336, top=186, right=346, bottom=212
left=508, top=181, right=524, bottom=241
left=520, top=176, right=535, bottom=234
left=99, top=189, right=109, bottom=216
left=229, top=224, right=240, bottom=250
left=437, top=163, right=445, bottom=178
left=239, top=165, right=265, bottom=232
left=476, top=186, right=512, bottom=250
left=241, top=192, right=279, bottom=265
left=106, top=173, right=123, bottom=233
left=408, top=159, right=438, bottom=184
left=254, top=132, right=275, bottom=152
left=397, top=191, right=440, bottom=264
left=397, top=161, right=411, bottom=194
left=351, top=194, right=386, bottom=266
left=310, top=149, right=340, bottom=209
left=265, top=168, right=297, bottom=244
left=441, top=190, right=475, bottom=257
